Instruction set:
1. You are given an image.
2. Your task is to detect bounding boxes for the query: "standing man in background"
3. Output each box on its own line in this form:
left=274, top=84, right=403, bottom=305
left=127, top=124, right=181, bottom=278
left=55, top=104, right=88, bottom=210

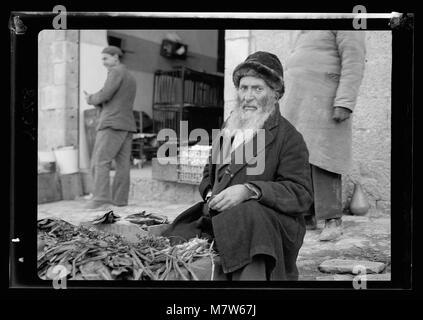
left=280, top=31, right=366, bottom=241
left=84, top=45, right=137, bottom=209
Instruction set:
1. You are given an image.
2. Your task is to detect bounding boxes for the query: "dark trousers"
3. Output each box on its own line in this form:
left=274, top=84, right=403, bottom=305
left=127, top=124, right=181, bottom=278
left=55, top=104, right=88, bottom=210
left=309, top=164, right=343, bottom=221
left=91, top=128, right=133, bottom=205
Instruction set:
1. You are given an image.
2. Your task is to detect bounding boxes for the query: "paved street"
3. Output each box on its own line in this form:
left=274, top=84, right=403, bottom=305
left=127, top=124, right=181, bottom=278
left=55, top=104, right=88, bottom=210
left=297, top=212, right=390, bottom=281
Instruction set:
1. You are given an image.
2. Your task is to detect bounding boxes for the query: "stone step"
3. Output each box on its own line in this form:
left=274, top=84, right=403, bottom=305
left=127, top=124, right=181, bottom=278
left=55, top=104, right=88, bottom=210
left=129, top=178, right=202, bottom=204
left=318, top=259, right=386, bottom=274
left=80, top=167, right=203, bottom=204
left=315, top=273, right=391, bottom=281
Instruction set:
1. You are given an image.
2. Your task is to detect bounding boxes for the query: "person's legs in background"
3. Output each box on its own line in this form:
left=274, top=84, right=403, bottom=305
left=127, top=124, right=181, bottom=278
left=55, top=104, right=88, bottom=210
left=86, top=128, right=128, bottom=209
left=112, top=132, right=133, bottom=206
left=310, top=164, right=343, bottom=241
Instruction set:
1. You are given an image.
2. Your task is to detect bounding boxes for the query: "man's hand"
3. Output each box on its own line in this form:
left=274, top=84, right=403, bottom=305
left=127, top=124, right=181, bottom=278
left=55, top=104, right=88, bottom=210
left=208, top=184, right=251, bottom=212
left=332, top=106, right=351, bottom=122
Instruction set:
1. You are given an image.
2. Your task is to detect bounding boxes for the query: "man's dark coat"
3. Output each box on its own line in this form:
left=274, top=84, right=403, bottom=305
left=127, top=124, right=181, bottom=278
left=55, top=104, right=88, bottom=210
left=163, top=104, right=313, bottom=280
left=87, top=64, right=137, bottom=133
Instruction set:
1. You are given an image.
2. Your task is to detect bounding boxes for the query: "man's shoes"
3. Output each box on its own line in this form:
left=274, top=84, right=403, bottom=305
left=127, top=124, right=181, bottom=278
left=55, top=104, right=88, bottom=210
left=84, top=200, right=112, bottom=210
left=319, top=217, right=343, bottom=241
left=304, top=215, right=317, bottom=230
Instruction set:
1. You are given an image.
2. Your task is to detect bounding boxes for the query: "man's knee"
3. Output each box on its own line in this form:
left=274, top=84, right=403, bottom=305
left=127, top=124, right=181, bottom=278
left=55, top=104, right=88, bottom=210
left=217, top=200, right=263, bottom=223
left=227, top=200, right=261, bottom=215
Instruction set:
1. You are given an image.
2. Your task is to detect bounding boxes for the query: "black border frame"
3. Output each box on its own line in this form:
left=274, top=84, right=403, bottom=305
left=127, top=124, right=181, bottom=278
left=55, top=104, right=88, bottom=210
left=5, top=9, right=414, bottom=302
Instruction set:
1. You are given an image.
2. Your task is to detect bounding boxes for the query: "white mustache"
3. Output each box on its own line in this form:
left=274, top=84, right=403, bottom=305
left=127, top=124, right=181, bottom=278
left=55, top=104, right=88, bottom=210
left=241, top=104, right=259, bottom=109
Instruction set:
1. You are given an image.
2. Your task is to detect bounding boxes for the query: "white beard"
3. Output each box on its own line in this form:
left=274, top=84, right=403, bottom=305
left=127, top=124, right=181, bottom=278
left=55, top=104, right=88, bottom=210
left=220, top=98, right=276, bottom=154
left=223, top=99, right=276, bottom=139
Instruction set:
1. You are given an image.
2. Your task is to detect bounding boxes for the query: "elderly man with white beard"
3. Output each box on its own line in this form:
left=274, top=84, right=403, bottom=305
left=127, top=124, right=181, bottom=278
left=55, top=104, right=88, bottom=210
left=163, top=51, right=313, bottom=281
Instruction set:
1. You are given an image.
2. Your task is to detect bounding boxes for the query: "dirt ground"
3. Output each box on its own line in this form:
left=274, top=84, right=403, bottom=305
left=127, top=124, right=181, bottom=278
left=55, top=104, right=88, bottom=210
left=38, top=199, right=390, bottom=281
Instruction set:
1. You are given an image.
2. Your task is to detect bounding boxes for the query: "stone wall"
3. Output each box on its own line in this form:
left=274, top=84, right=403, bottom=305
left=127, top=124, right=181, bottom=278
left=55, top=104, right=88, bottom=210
left=224, top=30, right=391, bottom=214
left=78, top=30, right=108, bottom=169
left=38, top=30, right=79, bottom=152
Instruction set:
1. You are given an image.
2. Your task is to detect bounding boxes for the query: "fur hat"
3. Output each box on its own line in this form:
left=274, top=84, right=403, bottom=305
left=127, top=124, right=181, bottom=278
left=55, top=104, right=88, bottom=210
left=102, top=46, right=123, bottom=57
left=232, top=51, right=284, bottom=98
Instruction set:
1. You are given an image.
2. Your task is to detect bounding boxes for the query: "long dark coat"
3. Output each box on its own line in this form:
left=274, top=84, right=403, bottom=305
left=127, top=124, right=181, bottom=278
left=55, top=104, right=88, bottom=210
left=163, top=104, right=313, bottom=280
left=280, top=30, right=366, bottom=174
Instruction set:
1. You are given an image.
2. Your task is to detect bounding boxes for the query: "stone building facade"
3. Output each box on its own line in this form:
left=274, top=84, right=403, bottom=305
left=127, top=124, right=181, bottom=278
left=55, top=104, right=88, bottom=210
left=38, top=30, right=79, bottom=152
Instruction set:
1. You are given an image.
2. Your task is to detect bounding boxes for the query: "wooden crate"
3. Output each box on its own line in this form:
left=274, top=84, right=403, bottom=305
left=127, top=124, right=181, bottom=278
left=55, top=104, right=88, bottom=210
left=59, top=172, right=83, bottom=200
left=38, top=172, right=62, bottom=204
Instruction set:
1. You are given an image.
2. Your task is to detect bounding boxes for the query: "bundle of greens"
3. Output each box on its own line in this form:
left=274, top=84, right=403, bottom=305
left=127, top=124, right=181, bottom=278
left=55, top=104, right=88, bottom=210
left=37, top=218, right=215, bottom=281
left=124, top=211, right=169, bottom=228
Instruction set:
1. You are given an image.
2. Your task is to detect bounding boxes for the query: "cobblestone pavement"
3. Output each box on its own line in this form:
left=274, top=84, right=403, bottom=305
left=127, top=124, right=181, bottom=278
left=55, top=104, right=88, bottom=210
left=38, top=200, right=390, bottom=281
left=298, top=211, right=391, bottom=281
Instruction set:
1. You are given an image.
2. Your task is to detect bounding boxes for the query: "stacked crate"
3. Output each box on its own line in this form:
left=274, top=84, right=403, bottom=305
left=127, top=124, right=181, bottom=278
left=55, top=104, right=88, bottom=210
left=177, top=145, right=211, bottom=184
